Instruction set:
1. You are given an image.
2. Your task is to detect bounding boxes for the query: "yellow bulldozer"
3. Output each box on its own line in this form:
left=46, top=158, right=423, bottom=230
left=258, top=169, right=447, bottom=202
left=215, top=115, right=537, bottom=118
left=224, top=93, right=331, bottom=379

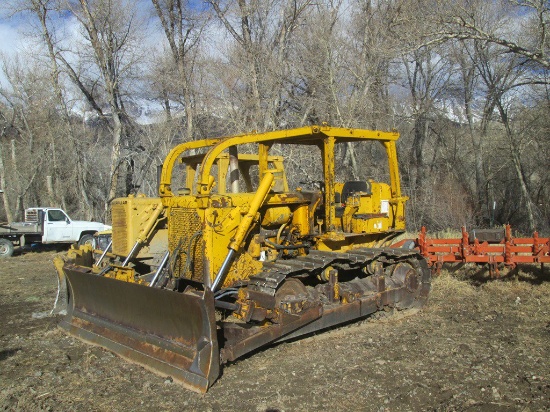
left=55, top=125, right=430, bottom=393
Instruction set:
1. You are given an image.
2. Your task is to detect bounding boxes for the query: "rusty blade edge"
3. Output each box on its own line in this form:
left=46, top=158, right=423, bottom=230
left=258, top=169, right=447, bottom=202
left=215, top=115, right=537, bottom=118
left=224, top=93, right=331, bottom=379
left=59, top=312, right=214, bottom=393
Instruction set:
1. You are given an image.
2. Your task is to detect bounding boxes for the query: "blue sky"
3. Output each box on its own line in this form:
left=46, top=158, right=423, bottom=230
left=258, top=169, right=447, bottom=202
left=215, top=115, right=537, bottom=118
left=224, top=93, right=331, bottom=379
left=0, top=1, right=158, bottom=88
left=0, top=0, right=211, bottom=60
left=0, top=1, right=155, bottom=56
left=0, top=11, right=26, bottom=58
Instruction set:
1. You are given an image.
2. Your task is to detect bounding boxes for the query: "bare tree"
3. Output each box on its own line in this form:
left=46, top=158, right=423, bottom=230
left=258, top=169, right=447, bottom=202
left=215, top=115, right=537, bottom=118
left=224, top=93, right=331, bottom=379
left=0, top=55, right=54, bottom=219
left=0, top=104, right=14, bottom=222
left=423, top=0, right=550, bottom=70
left=402, top=45, right=453, bottom=190
left=0, top=0, right=548, bottom=233
left=65, top=0, right=146, bottom=211
left=476, top=48, right=538, bottom=231
left=207, top=0, right=312, bottom=131
left=151, top=0, right=206, bottom=140
left=449, top=39, right=488, bottom=218
left=19, top=0, right=96, bottom=218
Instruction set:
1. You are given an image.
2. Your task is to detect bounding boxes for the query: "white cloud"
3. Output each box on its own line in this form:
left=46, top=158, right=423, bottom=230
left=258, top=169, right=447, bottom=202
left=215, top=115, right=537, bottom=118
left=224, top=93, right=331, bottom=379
left=0, top=20, right=27, bottom=88
left=0, top=20, right=26, bottom=55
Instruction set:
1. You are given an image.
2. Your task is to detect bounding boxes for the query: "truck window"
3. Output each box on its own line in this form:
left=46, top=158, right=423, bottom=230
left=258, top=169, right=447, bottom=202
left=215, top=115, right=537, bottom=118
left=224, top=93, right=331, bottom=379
left=48, top=210, right=67, bottom=222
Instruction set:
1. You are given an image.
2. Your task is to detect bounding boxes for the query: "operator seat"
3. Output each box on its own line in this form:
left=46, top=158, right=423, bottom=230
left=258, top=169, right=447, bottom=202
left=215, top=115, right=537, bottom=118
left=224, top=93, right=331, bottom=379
left=341, top=181, right=371, bottom=204
left=335, top=181, right=371, bottom=218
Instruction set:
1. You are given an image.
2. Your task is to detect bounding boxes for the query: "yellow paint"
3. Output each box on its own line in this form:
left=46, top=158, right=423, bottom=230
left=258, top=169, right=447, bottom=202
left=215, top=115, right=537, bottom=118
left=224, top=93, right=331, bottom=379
left=94, top=126, right=408, bottom=288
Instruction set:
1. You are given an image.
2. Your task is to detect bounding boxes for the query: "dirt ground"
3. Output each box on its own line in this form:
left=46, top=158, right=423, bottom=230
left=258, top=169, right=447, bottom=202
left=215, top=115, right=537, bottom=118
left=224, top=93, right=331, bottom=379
left=1, top=248, right=549, bottom=412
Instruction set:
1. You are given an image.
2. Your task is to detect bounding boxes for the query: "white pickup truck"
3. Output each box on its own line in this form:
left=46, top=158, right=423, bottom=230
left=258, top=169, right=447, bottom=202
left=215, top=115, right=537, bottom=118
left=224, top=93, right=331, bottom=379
left=0, top=207, right=111, bottom=257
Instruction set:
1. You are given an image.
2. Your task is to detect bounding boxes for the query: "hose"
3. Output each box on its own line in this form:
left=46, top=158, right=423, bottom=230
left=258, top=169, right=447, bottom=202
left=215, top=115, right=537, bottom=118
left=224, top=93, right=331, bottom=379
left=265, top=239, right=310, bottom=250
left=276, top=221, right=289, bottom=244
left=183, top=230, right=203, bottom=276
left=214, top=288, right=239, bottom=299
left=168, top=237, right=185, bottom=277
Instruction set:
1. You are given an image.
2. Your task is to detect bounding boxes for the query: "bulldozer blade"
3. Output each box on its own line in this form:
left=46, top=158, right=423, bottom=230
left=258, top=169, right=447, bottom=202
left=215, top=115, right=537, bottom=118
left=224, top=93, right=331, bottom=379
left=59, top=263, right=220, bottom=393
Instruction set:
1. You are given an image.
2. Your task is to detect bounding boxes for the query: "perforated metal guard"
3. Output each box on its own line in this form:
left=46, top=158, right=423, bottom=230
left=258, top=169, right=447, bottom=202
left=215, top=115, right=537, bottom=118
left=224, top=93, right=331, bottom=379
left=111, top=202, right=128, bottom=255
left=168, top=208, right=204, bottom=282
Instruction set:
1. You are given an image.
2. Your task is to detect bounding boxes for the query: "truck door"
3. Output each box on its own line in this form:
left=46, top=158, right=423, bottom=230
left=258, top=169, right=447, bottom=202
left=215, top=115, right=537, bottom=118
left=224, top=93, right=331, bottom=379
left=43, top=209, right=76, bottom=243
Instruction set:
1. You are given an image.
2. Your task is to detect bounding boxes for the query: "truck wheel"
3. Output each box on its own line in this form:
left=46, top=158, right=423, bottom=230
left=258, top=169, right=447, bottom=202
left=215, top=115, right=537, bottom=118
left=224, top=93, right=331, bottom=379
left=78, top=234, right=96, bottom=248
left=0, top=238, right=14, bottom=258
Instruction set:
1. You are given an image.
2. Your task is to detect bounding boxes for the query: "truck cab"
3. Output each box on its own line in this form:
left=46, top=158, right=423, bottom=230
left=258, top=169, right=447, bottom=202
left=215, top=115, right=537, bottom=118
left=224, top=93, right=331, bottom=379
left=27, top=208, right=110, bottom=244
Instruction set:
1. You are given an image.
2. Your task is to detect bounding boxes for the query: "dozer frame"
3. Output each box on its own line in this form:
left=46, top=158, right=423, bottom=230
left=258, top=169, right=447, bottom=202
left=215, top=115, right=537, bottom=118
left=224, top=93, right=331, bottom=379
left=56, top=125, right=430, bottom=393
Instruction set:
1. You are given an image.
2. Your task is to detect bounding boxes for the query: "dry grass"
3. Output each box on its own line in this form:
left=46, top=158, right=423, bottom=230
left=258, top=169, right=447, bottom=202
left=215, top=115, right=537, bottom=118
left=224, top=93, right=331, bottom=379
left=2, top=249, right=549, bottom=412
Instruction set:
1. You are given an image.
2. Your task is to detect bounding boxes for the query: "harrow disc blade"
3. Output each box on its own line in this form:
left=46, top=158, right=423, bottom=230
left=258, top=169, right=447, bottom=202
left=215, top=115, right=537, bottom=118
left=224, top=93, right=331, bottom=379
left=60, top=264, right=219, bottom=393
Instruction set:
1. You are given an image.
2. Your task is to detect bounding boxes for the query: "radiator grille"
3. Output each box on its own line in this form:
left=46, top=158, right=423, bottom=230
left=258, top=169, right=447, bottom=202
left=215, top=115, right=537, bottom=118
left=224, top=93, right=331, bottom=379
left=111, top=202, right=128, bottom=255
left=168, top=208, right=204, bottom=282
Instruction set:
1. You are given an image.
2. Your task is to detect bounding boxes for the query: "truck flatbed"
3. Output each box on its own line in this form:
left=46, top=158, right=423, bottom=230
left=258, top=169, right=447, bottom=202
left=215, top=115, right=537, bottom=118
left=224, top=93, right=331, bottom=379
left=0, top=222, right=42, bottom=234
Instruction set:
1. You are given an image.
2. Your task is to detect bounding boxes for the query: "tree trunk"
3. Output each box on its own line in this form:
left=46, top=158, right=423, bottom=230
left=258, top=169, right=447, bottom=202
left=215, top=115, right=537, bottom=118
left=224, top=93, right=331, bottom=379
left=46, top=175, right=55, bottom=206
left=496, top=101, right=536, bottom=232
left=0, top=140, right=14, bottom=223
left=413, top=114, right=428, bottom=190
left=107, top=113, right=123, bottom=210
left=460, top=57, right=487, bottom=220
left=31, top=0, right=93, bottom=217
